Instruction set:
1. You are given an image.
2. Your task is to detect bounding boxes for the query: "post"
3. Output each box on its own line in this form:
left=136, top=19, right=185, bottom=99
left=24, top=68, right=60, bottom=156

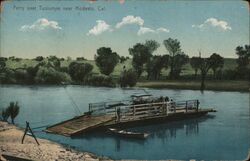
left=196, top=100, right=199, bottom=112
left=186, top=101, right=188, bottom=112
left=166, top=102, right=168, bottom=115
left=133, top=105, right=135, bottom=118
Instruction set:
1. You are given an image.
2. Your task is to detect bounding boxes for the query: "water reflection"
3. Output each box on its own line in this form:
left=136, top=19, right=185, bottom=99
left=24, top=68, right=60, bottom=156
left=71, top=115, right=215, bottom=152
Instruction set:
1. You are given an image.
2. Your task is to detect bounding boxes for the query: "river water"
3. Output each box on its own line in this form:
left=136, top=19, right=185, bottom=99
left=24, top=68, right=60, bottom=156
left=0, top=85, right=249, bottom=160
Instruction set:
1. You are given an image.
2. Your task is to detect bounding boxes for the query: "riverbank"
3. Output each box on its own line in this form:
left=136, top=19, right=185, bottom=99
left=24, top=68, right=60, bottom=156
left=136, top=80, right=249, bottom=92
left=0, top=121, right=112, bottom=161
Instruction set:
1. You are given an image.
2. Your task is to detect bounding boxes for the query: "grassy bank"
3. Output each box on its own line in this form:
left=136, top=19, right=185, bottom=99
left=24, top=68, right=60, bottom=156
left=136, top=80, right=250, bottom=92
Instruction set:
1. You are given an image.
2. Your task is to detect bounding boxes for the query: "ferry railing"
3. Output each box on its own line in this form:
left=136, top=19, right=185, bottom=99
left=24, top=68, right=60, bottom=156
left=89, top=99, right=200, bottom=120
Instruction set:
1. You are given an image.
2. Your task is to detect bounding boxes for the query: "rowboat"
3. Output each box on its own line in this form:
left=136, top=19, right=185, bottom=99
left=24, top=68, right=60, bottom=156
left=108, top=128, right=149, bottom=139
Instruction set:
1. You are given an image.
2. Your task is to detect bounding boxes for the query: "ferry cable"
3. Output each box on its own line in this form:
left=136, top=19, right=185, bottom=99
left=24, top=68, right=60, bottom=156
left=62, top=83, right=82, bottom=116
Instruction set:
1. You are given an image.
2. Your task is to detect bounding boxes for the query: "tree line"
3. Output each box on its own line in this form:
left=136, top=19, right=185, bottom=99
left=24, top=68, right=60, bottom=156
left=0, top=38, right=249, bottom=90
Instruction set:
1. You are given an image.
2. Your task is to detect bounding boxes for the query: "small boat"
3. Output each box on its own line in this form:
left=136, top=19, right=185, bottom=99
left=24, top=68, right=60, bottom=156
left=108, top=128, right=149, bottom=139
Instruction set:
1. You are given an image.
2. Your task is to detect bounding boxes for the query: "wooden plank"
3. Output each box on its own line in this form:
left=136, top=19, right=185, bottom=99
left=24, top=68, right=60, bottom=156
left=46, top=114, right=114, bottom=136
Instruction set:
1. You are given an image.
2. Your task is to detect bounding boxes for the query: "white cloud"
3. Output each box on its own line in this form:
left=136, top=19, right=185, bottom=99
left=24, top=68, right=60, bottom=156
left=19, top=18, right=62, bottom=32
left=137, top=26, right=170, bottom=36
left=192, top=17, right=232, bottom=31
left=87, top=20, right=112, bottom=36
left=156, top=27, right=170, bottom=33
left=137, top=27, right=155, bottom=35
left=116, top=15, right=144, bottom=28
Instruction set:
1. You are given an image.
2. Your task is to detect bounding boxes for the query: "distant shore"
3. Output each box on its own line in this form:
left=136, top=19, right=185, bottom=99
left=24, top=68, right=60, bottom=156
left=0, top=121, right=112, bottom=161
left=136, top=80, right=250, bottom=92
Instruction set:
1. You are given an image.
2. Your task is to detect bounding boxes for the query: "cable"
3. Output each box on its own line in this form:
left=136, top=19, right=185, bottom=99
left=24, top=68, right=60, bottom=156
left=62, top=84, right=82, bottom=116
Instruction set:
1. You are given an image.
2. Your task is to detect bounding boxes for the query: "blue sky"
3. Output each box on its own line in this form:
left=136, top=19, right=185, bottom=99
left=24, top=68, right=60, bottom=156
left=0, top=0, right=249, bottom=59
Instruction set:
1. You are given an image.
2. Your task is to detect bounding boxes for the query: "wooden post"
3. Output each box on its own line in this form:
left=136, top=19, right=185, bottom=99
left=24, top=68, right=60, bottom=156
left=22, top=121, right=40, bottom=145
left=166, top=102, right=168, bottom=115
left=196, top=100, right=199, bottom=112
left=186, top=101, right=188, bottom=112
left=133, top=105, right=135, bottom=118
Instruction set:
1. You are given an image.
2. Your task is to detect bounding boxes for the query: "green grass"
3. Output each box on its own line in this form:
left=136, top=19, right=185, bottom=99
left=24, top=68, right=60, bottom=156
left=136, top=80, right=249, bottom=92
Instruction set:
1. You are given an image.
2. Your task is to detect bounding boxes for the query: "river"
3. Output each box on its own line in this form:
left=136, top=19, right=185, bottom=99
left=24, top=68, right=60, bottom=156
left=0, top=85, right=249, bottom=160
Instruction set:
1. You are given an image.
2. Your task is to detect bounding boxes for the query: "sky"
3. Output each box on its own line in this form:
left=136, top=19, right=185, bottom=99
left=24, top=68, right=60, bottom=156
left=0, top=0, right=249, bottom=59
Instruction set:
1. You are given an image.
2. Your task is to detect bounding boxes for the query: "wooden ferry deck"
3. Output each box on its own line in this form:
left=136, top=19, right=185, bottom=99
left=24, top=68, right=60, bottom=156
left=45, top=115, right=114, bottom=136
left=45, top=99, right=216, bottom=136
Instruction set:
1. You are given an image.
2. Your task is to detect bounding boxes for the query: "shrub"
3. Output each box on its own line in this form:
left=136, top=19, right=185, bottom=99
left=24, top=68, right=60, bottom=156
left=35, top=67, right=71, bottom=84
left=120, top=69, right=137, bottom=87
left=86, top=75, right=115, bottom=87
left=34, top=56, right=44, bottom=61
left=68, top=62, right=93, bottom=82
left=7, top=102, right=20, bottom=124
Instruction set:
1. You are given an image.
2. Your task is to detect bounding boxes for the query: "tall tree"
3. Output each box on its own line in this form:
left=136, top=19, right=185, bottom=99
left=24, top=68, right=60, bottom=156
left=235, top=45, right=250, bottom=79
left=95, top=47, right=119, bottom=76
left=146, top=55, right=169, bottom=80
left=190, top=57, right=201, bottom=78
left=209, top=53, right=224, bottom=79
left=129, top=43, right=151, bottom=77
left=163, top=38, right=188, bottom=79
left=198, top=54, right=214, bottom=90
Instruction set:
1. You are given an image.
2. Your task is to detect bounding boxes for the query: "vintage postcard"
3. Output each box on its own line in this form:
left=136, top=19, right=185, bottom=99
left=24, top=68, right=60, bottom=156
left=0, top=0, right=249, bottom=160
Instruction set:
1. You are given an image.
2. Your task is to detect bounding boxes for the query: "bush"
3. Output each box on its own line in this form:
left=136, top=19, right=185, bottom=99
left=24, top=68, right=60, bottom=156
left=68, top=62, right=93, bottom=82
left=76, top=57, right=86, bottom=61
left=86, top=75, right=114, bottom=87
left=34, top=56, right=44, bottom=61
left=1, top=108, right=10, bottom=121
left=35, top=67, right=71, bottom=84
left=120, top=69, right=137, bottom=87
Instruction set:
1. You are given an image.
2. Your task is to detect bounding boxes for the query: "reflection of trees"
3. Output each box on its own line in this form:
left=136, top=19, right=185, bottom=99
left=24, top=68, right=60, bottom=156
left=142, top=115, right=215, bottom=141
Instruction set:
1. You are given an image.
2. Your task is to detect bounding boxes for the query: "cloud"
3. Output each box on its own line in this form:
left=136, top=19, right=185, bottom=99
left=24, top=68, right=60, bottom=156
left=192, top=17, right=232, bottom=31
left=137, top=26, right=170, bottom=36
left=116, top=15, right=144, bottom=28
left=87, top=20, right=112, bottom=36
left=19, top=18, right=62, bottom=32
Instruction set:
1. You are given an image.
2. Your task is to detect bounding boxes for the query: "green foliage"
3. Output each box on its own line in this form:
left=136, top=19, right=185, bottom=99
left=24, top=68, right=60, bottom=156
left=190, top=57, right=201, bottom=77
left=86, top=75, right=114, bottom=87
left=129, top=43, right=151, bottom=77
left=163, top=38, right=188, bottom=79
left=120, top=69, right=138, bottom=87
left=35, top=66, right=71, bottom=84
left=146, top=55, right=169, bottom=80
left=47, top=56, right=61, bottom=69
left=68, top=61, right=93, bottom=82
left=235, top=45, right=250, bottom=79
left=1, top=108, right=10, bottom=121
left=119, top=56, right=129, bottom=63
left=95, top=47, right=119, bottom=76
left=76, top=57, right=86, bottom=61
left=7, top=102, right=20, bottom=124
left=34, top=56, right=44, bottom=61
left=210, top=53, right=224, bottom=78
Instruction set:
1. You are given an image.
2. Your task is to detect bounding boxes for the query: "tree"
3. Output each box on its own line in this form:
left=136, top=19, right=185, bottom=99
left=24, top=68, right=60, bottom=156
left=120, top=56, right=129, bottom=63
left=48, top=56, right=61, bottom=70
left=209, top=53, right=224, bottom=79
left=198, top=53, right=215, bottom=90
left=190, top=57, right=201, bottom=78
left=120, top=69, right=138, bottom=87
left=34, top=56, right=44, bottom=61
left=146, top=55, right=169, bottom=80
left=95, top=47, right=119, bottom=76
left=6, top=102, right=20, bottom=124
left=163, top=38, right=188, bottom=79
left=129, top=40, right=160, bottom=78
left=68, top=62, right=93, bottom=82
left=235, top=45, right=250, bottom=79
